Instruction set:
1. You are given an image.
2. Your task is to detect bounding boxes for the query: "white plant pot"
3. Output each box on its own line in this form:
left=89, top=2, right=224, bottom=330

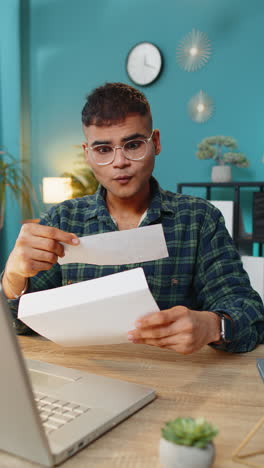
left=211, top=165, right=232, bottom=183
left=159, top=437, right=215, bottom=468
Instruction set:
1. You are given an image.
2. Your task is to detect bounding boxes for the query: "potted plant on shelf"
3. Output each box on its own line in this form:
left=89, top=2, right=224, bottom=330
left=61, top=148, right=98, bottom=198
left=159, top=417, right=218, bottom=468
left=0, top=147, right=35, bottom=230
left=196, top=135, right=249, bottom=182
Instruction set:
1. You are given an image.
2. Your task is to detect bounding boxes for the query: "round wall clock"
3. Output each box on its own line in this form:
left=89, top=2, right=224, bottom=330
left=126, top=42, right=163, bottom=86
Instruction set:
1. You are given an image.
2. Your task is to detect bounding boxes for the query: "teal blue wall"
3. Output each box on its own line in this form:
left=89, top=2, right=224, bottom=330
left=1, top=0, right=264, bottom=264
left=0, top=0, right=21, bottom=269
left=27, top=0, right=264, bottom=189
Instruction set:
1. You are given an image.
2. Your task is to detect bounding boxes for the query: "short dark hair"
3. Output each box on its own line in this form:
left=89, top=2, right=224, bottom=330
left=81, top=82, right=152, bottom=128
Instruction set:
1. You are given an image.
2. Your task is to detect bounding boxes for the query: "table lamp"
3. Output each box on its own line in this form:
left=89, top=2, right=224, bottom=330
left=42, top=177, right=72, bottom=204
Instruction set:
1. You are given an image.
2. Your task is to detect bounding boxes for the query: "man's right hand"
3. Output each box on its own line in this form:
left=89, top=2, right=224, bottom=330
left=2, top=223, right=79, bottom=299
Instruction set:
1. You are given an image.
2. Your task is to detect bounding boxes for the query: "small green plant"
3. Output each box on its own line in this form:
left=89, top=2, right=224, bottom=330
left=62, top=148, right=98, bottom=198
left=0, top=147, right=36, bottom=230
left=161, top=417, right=218, bottom=449
left=196, top=136, right=249, bottom=167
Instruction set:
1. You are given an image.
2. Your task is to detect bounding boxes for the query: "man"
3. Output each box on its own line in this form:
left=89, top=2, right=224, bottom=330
left=2, top=82, right=264, bottom=354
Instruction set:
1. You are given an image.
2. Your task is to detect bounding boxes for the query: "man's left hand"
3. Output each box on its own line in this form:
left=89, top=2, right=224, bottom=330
left=127, top=306, right=221, bottom=354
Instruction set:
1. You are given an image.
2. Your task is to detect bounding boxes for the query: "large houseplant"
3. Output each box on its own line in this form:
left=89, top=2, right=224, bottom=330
left=196, top=136, right=249, bottom=182
left=160, top=417, right=218, bottom=468
left=0, top=147, right=35, bottom=230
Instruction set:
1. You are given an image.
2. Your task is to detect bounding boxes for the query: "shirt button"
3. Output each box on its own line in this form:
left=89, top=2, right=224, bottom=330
left=171, top=278, right=178, bottom=285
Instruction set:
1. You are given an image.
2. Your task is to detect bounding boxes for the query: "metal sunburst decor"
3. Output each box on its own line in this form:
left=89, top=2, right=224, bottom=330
left=176, top=29, right=211, bottom=72
left=188, top=90, right=214, bottom=123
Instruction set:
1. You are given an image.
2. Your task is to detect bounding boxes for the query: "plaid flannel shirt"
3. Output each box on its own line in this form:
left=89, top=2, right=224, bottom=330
left=9, top=177, right=264, bottom=352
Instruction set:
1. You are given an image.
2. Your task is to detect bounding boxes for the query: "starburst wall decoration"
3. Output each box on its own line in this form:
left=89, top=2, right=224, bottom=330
left=188, top=90, right=214, bottom=123
left=176, top=29, right=212, bottom=72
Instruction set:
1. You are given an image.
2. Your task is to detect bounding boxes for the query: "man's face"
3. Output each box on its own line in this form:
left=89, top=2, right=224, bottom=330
left=82, top=114, right=161, bottom=202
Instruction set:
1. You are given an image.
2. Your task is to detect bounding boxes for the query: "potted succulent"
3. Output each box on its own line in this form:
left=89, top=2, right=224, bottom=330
left=0, top=147, right=35, bottom=230
left=196, top=136, right=249, bottom=182
left=159, top=417, right=218, bottom=468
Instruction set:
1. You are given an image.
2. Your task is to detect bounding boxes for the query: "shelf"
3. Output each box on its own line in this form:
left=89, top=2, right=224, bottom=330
left=237, top=236, right=264, bottom=244
left=177, top=182, right=264, bottom=188
left=177, top=182, right=264, bottom=256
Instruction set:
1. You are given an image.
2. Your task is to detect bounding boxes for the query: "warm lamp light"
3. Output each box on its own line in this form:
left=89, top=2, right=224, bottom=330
left=42, top=177, right=72, bottom=204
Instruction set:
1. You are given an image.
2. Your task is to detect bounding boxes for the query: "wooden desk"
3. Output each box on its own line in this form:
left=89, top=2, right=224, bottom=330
left=2, top=337, right=264, bottom=468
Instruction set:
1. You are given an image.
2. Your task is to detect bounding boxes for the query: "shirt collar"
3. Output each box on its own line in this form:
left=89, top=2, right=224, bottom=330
left=83, top=176, right=174, bottom=224
left=140, top=177, right=174, bottom=225
left=83, top=184, right=111, bottom=224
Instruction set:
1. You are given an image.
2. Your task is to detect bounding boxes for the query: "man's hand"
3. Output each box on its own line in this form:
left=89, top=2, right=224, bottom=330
left=3, top=223, right=79, bottom=299
left=127, top=306, right=221, bottom=354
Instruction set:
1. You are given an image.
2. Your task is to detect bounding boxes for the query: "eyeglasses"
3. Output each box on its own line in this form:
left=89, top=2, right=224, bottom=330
left=84, top=130, right=154, bottom=166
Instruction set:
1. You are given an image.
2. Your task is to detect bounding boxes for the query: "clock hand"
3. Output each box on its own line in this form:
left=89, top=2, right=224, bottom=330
left=145, top=62, right=156, bottom=70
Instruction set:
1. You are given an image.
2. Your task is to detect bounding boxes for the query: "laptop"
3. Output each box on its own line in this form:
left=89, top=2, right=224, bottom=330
left=257, top=359, right=264, bottom=382
left=0, top=286, right=155, bottom=467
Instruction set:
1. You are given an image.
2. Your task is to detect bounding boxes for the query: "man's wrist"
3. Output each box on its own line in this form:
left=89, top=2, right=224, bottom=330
left=206, top=311, right=222, bottom=343
left=2, top=271, right=28, bottom=299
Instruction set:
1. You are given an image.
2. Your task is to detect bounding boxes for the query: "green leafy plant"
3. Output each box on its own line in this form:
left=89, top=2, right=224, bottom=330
left=61, top=149, right=98, bottom=198
left=196, top=136, right=249, bottom=167
left=0, top=147, right=36, bottom=230
left=161, top=417, right=218, bottom=449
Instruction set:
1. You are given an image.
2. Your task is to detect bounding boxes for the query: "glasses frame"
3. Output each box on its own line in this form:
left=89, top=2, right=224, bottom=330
left=84, top=130, right=154, bottom=166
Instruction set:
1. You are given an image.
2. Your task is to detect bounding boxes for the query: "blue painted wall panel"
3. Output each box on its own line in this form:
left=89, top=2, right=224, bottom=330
left=0, top=0, right=21, bottom=269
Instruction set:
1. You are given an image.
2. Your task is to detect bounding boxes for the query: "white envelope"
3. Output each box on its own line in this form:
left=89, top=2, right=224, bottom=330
left=58, top=224, right=168, bottom=265
left=18, top=268, right=160, bottom=347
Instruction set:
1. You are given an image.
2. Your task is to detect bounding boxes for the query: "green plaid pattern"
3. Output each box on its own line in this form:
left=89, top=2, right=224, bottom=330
left=9, top=177, right=264, bottom=352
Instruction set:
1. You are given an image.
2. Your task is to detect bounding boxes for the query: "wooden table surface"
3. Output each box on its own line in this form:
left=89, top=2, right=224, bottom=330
left=1, top=337, right=264, bottom=468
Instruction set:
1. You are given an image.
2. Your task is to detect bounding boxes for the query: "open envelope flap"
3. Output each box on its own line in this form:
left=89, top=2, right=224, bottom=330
left=19, top=268, right=148, bottom=316
left=18, top=268, right=160, bottom=346
left=19, top=289, right=159, bottom=346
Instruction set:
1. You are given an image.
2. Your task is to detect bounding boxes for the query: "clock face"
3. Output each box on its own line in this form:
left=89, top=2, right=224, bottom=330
left=126, top=42, right=163, bottom=86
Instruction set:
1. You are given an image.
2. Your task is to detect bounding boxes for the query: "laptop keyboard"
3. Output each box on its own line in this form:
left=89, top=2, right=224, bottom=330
left=35, top=391, right=90, bottom=434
